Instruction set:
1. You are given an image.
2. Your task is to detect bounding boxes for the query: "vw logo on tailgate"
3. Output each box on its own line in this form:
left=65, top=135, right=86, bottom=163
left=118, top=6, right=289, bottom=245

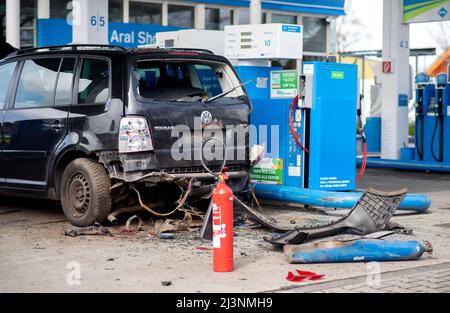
left=200, top=111, right=213, bottom=125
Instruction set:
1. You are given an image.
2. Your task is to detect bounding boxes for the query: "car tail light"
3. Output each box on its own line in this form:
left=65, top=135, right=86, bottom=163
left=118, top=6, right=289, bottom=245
left=119, top=117, right=153, bottom=153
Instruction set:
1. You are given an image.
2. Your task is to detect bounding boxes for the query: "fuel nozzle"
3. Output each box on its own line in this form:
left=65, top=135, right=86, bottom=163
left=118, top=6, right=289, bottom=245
left=415, top=72, right=431, bottom=87
left=436, top=73, right=448, bottom=88
left=414, top=73, right=430, bottom=111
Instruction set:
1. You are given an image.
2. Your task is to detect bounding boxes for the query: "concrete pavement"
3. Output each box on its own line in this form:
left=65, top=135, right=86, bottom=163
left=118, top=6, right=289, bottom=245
left=0, top=168, right=449, bottom=292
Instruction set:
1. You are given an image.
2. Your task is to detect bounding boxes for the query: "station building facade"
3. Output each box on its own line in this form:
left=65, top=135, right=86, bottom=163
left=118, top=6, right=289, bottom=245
left=0, top=0, right=345, bottom=59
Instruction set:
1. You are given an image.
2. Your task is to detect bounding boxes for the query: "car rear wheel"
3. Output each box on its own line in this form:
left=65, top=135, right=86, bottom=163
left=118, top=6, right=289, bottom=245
left=60, top=158, right=112, bottom=227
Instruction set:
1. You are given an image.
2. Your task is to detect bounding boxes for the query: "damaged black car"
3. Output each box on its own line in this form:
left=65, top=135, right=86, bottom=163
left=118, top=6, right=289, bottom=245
left=0, top=45, right=251, bottom=226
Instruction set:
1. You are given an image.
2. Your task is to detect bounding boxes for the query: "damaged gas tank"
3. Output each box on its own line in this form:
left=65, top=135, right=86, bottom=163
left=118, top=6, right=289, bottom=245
left=284, top=239, right=433, bottom=264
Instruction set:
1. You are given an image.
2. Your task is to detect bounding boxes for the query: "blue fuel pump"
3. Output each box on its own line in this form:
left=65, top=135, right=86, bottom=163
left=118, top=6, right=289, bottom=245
left=237, top=62, right=430, bottom=212
left=413, top=73, right=450, bottom=164
left=436, top=73, right=450, bottom=164
left=361, top=72, right=450, bottom=173
left=239, top=62, right=358, bottom=192
left=414, top=73, right=436, bottom=162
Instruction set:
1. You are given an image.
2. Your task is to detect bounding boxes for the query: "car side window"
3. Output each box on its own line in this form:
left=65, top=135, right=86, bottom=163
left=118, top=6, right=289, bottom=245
left=77, top=58, right=110, bottom=104
left=0, top=62, right=16, bottom=110
left=14, top=58, right=61, bottom=109
left=54, top=58, right=76, bottom=106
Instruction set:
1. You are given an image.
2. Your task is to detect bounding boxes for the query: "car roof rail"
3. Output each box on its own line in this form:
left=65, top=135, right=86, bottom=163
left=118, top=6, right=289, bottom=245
left=137, top=46, right=215, bottom=55
left=6, top=44, right=127, bottom=58
left=170, top=48, right=215, bottom=55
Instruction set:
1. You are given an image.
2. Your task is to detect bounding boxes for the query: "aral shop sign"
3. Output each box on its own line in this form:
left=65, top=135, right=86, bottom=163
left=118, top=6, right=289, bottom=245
left=37, top=19, right=181, bottom=47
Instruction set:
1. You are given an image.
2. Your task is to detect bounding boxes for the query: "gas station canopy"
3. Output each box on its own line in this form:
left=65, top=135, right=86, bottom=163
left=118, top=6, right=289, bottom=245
left=193, top=0, right=346, bottom=15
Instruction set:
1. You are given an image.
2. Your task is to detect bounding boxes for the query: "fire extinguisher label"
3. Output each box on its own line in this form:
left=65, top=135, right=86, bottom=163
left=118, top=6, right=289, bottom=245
left=213, top=226, right=221, bottom=248
left=212, top=203, right=226, bottom=249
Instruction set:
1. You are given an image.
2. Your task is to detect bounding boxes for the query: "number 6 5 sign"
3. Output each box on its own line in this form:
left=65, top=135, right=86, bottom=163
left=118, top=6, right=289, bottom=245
left=71, top=0, right=109, bottom=45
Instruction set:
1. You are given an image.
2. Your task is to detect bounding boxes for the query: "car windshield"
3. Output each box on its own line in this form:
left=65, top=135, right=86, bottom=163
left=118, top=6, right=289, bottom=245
left=134, top=59, right=245, bottom=101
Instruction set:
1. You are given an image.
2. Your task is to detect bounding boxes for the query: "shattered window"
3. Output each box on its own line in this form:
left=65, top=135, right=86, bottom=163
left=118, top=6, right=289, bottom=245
left=135, top=61, right=225, bottom=100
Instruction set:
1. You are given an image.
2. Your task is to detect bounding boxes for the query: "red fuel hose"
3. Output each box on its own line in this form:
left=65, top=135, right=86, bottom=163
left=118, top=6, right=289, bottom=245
left=289, top=95, right=309, bottom=153
left=356, top=135, right=367, bottom=183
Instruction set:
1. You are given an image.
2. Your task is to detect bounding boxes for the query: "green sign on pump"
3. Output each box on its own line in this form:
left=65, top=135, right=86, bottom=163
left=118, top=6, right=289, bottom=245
left=270, top=70, right=298, bottom=99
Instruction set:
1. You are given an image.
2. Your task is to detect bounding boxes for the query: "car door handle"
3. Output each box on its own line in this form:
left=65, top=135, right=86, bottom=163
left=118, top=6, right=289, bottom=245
left=44, top=121, right=65, bottom=133
left=50, top=123, right=65, bottom=129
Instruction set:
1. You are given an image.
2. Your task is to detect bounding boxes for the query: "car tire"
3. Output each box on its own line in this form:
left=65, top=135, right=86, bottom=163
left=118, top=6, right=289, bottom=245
left=60, top=158, right=112, bottom=227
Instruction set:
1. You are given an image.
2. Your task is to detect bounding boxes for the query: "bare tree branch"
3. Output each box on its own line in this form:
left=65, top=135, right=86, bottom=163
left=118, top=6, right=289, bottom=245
left=336, top=0, right=372, bottom=52
left=427, top=21, right=450, bottom=52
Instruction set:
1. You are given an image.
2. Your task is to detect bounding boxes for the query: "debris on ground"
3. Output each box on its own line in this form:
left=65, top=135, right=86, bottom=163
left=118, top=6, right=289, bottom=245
left=33, top=244, right=45, bottom=250
left=58, top=184, right=433, bottom=270
left=149, top=209, right=204, bottom=237
left=158, top=233, right=174, bottom=239
left=121, top=215, right=143, bottom=234
left=64, top=223, right=113, bottom=237
left=107, top=206, right=144, bottom=224
left=161, top=281, right=172, bottom=286
left=195, top=247, right=212, bottom=251
left=286, top=269, right=325, bottom=282
left=263, top=188, right=408, bottom=247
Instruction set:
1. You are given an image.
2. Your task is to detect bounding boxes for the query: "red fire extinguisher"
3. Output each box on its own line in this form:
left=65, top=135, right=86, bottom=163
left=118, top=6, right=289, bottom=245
left=212, top=168, right=234, bottom=272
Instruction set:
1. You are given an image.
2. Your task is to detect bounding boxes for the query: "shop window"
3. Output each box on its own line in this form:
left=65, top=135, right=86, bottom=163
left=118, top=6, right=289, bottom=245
left=238, top=8, right=266, bottom=24
left=0, top=0, right=36, bottom=48
left=50, top=0, right=70, bottom=19
left=20, top=0, right=36, bottom=48
left=205, top=8, right=232, bottom=30
left=168, top=5, right=194, bottom=28
left=129, top=1, right=162, bottom=25
left=109, top=0, right=123, bottom=22
left=239, top=8, right=249, bottom=24
left=303, top=16, right=327, bottom=53
left=0, top=0, right=5, bottom=43
left=271, top=14, right=297, bottom=24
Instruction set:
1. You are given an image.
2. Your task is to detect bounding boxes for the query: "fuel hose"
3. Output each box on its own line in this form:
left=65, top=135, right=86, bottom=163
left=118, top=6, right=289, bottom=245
left=200, top=136, right=228, bottom=177
left=289, top=95, right=309, bottom=153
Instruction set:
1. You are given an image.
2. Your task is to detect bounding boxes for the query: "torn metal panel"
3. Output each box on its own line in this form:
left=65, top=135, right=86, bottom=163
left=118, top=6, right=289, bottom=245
left=264, top=188, right=407, bottom=247
left=234, top=197, right=292, bottom=232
